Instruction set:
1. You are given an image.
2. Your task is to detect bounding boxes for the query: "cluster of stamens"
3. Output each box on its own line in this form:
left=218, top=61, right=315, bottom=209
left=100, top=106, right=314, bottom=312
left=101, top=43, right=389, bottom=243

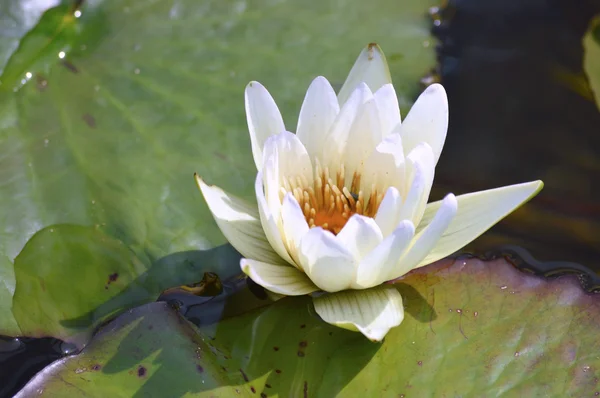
left=280, top=162, right=384, bottom=235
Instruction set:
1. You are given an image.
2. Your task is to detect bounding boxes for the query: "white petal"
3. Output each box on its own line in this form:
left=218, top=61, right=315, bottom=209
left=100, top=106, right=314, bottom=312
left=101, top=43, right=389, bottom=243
left=245, top=81, right=285, bottom=171
left=196, top=175, right=286, bottom=265
left=396, top=83, right=448, bottom=165
left=414, top=181, right=544, bottom=268
left=336, top=214, right=383, bottom=261
left=397, top=143, right=435, bottom=226
left=392, top=194, right=457, bottom=279
left=354, top=220, right=415, bottom=288
left=280, top=193, right=309, bottom=265
left=255, top=170, right=295, bottom=265
left=296, top=76, right=340, bottom=163
left=337, top=43, right=392, bottom=106
left=260, top=132, right=313, bottom=251
left=262, top=131, right=313, bottom=188
left=374, top=84, right=401, bottom=137
left=343, top=96, right=382, bottom=182
left=322, top=83, right=370, bottom=174
left=263, top=154, right=282, bottom=224
left=374, top=187, right=403, bottom=237
left=313, top=285, right=404, bottom=342
left=241, top=258, right=318, bottom=296
left=362, top=133, right=405, bottom=196
left=298, top=227, right=356, bottom=292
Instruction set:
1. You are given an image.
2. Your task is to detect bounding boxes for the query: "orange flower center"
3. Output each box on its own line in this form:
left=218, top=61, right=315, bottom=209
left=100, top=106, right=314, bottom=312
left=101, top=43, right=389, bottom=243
left=281, top=163, right=384, bottom=235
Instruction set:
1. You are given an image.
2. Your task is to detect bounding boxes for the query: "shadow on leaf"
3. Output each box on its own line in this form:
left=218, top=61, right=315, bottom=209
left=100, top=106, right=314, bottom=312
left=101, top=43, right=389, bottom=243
left=395, top=282, right=437, bottom=323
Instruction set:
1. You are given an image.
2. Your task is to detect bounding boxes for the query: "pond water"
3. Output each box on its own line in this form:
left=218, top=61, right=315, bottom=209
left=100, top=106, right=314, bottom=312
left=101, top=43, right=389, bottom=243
left=432, top=0, right=600, bottom=270
left=1, top=0, right=599, bottom=396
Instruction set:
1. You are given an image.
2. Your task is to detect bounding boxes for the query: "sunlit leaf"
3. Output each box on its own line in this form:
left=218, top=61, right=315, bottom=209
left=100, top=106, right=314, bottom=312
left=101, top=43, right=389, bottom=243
left=17, top=258, right=600, bottom=396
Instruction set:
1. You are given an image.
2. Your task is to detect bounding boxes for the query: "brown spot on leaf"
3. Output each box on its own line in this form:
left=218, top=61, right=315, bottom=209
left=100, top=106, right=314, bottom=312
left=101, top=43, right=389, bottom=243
left=250, top=386, right=256, bottom=393
left=275, top=369, right=281, bottom=374
left=214, top=151, right=227, bottom=160
left=36, top=75, right=48, bottom=91
left=105, top=272, right=118, bottom=289
left=417, top=361, right=423, bottom=366
left=239, top=368, right=249, bottom=382
left=196, top=365, right=204, bottom=373
left=61, top=60, right=79, bottom=73
left=303, top=381, right=308, bottom=397
left=82, top=113, right=96, bottom=128
left=273, top=346, right=279, bottom=351
left=297, top=340, right=307, bottom=357
left=137, top=366, right=146, bottom=377
left=261, top=394, right=267, bottom=398
left=265, top=384, right=271, bottom=388
left=91, top=364, right=101, bottom=371
left=300, top=324, right=306, bottom=329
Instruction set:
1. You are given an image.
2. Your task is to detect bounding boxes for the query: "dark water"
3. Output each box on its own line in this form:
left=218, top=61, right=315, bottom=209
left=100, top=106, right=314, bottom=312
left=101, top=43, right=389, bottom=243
left=431, top=0, right=600, bottom=270
left=2, top=0, right=600, bottom=396
left=0, top=337, right=63, bottom=397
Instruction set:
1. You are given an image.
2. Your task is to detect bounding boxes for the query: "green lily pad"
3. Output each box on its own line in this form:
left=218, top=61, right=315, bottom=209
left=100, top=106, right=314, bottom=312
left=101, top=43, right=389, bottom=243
left=584, top=15, right=600, bottom=111
left=10, top=224, right=242, bottom=345
left=0, top=0, right=437, bottom=338
left=16, top=258, right=600, bottom=396
left=15, top=301, right=249, bottom=397
left=0, top=254, right=19, bottom=335
left=0, top=0, right=57, bottom=73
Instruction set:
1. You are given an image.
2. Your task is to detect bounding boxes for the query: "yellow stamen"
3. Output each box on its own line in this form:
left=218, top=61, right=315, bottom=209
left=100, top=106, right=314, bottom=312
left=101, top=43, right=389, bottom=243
left=285, top=165, right=383, bottom=235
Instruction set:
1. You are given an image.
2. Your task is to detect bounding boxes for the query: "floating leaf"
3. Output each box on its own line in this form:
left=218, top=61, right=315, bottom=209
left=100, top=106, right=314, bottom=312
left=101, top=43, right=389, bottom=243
left=17, top=258, right=600, bottom=396
left=0, top=0, right=438, bottom=338
left=0, top=254, right=19, bottom=335
left=15, top=302, right=250, bottom=397
left=10, top=224, right=241, bottom=345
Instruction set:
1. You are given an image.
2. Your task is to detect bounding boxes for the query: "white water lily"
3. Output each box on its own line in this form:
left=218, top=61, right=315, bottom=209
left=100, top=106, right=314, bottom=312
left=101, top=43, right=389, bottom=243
left=196, top=43, right=543, bottom=342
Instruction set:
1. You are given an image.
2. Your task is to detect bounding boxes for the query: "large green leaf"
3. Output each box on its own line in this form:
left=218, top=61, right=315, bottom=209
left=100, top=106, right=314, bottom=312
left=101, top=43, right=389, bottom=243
left=584, top=15, right=600, bottom=111
left=16, top=258, right=600, bottom=396
left=0, top=0, right=437, bottom=337
left=0, top=254, right=19, bottom=335
left=15, top=302, right=250, bottom=398
left=0, top=0, right=59, bottom=73
left=10, top=224, right=241, bottom=345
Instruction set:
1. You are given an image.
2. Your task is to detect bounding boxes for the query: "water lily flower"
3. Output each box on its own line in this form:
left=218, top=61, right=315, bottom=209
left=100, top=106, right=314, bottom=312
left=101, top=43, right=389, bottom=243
left=196, top=43, right=543, bottom=342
